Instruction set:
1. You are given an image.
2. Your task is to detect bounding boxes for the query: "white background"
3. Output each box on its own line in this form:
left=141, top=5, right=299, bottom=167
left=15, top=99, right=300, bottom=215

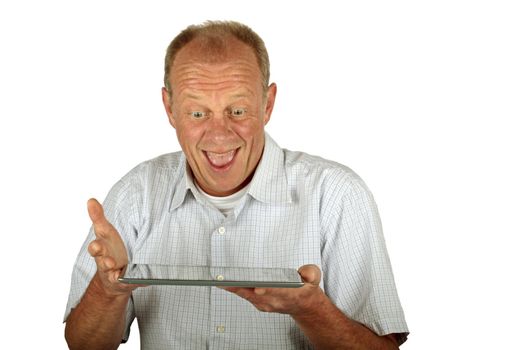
left=1, top=1, right=524, bottom=349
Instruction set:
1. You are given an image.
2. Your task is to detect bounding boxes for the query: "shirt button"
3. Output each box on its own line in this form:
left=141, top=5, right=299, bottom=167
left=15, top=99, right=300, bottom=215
left=216, top=325, right=226, bottom=333
left=216, top=274, right=225, bottom=281
left=218, top=227, right=226, bottom=235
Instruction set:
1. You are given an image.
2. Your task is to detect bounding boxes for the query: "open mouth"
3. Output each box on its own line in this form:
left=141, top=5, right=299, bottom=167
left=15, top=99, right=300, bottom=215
left=204, top=149, right=238, bottom=170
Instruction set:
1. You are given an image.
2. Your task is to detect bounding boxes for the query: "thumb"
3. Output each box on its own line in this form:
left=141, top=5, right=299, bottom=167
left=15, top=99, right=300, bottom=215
left=87, top=198, right=111, bottom=233
left=298, top=264, right=322, bottom=286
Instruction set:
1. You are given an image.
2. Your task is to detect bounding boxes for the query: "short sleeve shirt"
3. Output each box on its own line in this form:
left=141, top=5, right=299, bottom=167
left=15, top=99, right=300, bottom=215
left=64, top=133, right=409, bottom=349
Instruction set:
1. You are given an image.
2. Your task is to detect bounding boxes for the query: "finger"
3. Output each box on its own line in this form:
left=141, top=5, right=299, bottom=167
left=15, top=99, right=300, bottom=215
left=93, top=255, right=117, bottom=272
left=222, top=287, right=256, bottom=301
left=89, top=242, right=117, bottom=271
left=88, top=240, right=104, bottom=257
left=108, top=268, right=123, bottom=283
left=298, top=264, right=322, bottom=285
left=87, top=198, right=112, bottom=235
left=103, top=256, right=116, bottom=270
left=94, top=269, right=136, bottom=295
left=254, top=288, right=267, bottom=295
left=88, top=240, right=115, bottom=265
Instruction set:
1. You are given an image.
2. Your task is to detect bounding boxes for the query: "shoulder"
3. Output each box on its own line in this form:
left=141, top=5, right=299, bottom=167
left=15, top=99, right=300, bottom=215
left=128, top=151, right=184, bottom=173
left=282, top=148, right=371, bottom=198
left=101, top=151, right=185, bottom=221
left=120, top=151, right=185, bottom=182
left=106, top=151, right=185, bottom=201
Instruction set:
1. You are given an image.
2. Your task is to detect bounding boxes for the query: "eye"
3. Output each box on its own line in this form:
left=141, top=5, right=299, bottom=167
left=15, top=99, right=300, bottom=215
left=230, top=108, right=246, bottom=117
left=189, top=111, right=206, bottom=119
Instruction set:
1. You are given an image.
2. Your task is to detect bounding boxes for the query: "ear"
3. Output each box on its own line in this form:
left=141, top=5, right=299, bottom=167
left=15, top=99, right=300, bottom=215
left=263, top=83, right=277, bottom=125
left=162, top=87, right=177, bottom=129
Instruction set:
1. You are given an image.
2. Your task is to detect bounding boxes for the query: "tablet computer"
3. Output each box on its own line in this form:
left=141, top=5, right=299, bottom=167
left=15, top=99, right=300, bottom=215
left=118, top=264, right=305, bottom=288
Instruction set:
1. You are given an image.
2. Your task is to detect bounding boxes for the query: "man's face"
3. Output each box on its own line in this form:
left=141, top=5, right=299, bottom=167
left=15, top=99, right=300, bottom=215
left=162, top=38, right=276, bottom=197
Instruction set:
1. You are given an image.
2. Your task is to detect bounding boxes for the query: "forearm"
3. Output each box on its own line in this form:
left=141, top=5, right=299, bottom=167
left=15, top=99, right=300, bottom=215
left=292, top=290, right=398, bottom=350
left=65, top=273, right=131, bottom=350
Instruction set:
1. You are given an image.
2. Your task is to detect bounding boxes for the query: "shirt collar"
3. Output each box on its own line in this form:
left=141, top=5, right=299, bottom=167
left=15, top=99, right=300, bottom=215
left=169, top=132, right=292, bottom=211
left=247, top=133, right=292, bottom=204
left=169, top=154, right=197, bottom=212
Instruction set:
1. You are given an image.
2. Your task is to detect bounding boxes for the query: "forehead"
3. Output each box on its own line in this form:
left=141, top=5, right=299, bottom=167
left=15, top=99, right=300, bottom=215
left=170, top=38, right=262, bottom=94
left=174, top=35, right=257, bottom=65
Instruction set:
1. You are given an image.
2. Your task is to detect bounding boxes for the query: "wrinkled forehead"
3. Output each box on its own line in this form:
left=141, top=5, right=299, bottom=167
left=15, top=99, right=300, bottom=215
left=171, top=36, right=259, bottom=75
left=168, top=37, right=263, bottom=95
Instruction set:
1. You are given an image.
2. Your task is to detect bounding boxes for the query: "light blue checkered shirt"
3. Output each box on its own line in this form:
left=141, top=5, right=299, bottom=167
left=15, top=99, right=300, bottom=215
left=64, top=133, right=408, bottom=349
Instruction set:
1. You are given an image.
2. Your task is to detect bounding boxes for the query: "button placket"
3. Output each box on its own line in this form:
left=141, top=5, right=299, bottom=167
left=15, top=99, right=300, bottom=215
left=210, top=220, right=230, bottom=341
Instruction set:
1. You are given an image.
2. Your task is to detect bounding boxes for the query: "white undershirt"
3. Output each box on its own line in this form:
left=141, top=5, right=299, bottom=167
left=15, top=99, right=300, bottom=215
left=195, top=184, right=249, bottom=216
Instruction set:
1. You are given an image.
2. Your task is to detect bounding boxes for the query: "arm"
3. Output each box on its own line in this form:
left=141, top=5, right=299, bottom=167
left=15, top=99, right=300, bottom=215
left=65, top=273, right=132, bottom=350
left=65, top=199, right=141, bottom=350
left=292, top=285, right=398, bottom=349
left=224, top=265, right=399, bottom=350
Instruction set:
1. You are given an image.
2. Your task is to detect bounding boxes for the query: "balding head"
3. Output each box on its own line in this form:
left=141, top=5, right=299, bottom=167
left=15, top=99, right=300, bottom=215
left=164, top=21, right=270, bottom=96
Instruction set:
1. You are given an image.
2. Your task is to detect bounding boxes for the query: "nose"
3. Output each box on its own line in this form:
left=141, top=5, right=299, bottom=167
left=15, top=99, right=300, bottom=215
left=205, top=114, right=234, bottom=143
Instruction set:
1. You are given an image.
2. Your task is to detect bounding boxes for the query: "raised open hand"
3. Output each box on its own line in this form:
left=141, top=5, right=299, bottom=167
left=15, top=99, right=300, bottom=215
left=87, top=198, right=137, bottom=295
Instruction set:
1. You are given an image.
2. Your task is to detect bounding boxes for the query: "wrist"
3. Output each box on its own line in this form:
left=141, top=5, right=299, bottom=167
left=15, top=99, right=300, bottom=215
left=290, top=286, right=331, bottom=321
left=90, top=272, right=132, bottom=301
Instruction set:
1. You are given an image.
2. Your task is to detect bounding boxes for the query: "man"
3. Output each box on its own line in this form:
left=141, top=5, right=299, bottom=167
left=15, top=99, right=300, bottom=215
left=64, top=21, right=408, bottom=349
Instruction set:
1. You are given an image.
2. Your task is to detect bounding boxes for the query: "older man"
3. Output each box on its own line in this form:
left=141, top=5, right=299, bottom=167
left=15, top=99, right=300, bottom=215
left=65, top=21, right=408, bottom=349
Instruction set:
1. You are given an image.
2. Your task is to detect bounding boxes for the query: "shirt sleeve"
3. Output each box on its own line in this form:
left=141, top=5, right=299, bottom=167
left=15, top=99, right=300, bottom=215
left=320, top=170, right=409, bottom=344
left=63, top=177, right=139, bottom=342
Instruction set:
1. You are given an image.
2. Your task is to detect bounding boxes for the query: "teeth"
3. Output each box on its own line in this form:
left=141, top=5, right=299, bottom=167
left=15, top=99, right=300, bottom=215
left=206, top=150, right=236, bottom=167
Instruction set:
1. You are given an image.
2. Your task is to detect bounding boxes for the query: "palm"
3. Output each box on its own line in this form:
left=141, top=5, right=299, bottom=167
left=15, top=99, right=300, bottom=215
left=87, top=199, right=128, bottom=271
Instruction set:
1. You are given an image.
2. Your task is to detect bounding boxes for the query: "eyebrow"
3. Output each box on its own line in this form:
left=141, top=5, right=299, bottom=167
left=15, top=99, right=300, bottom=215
left=177, top=83, right=256, bottom=101
left=230, top=93, right=251, bottom=99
